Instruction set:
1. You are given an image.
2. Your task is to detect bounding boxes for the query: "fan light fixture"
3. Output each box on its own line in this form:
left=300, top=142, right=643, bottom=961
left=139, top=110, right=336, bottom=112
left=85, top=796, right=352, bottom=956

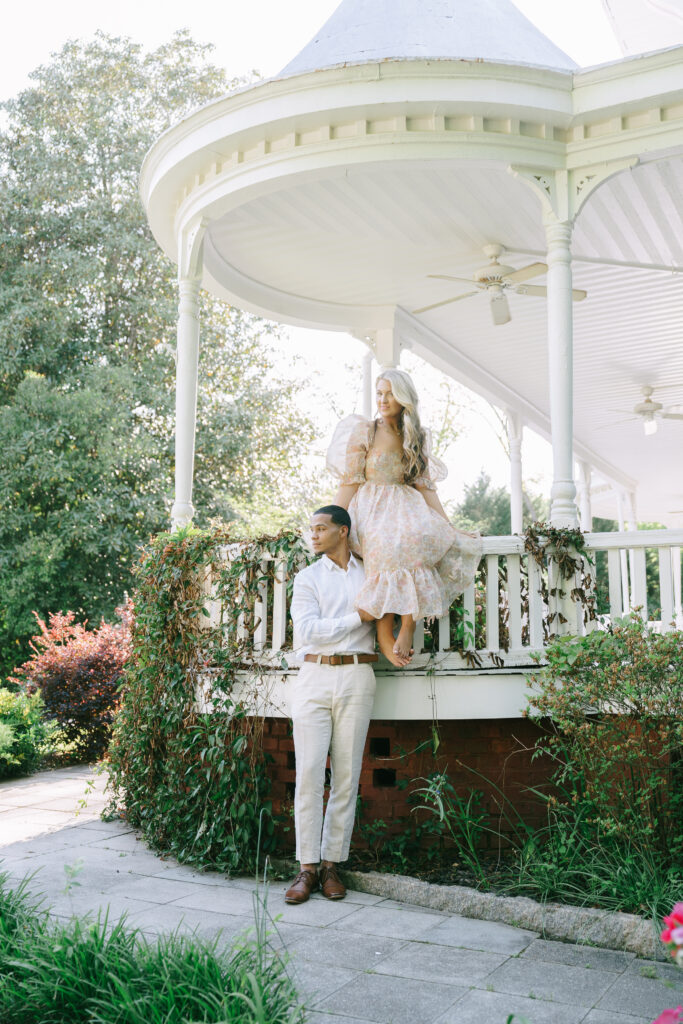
left=644, top=416, right=658, bottom=436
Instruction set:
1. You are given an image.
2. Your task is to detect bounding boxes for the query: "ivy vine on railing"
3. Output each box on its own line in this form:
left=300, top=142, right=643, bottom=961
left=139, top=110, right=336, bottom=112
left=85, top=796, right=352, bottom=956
left=106, top=525, right=311, bottom=873
left=523, top=521, right=597, bottom=632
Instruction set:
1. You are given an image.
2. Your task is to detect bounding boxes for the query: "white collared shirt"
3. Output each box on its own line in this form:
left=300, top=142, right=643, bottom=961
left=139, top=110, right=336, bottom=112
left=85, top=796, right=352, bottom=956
left=291, top=553, right=375, bottom=663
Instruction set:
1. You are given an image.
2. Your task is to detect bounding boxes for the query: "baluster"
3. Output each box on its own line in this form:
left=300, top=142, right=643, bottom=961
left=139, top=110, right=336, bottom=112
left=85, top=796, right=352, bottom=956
left=253, top=558, right=268, bottom=652
left=237, top=570, right=248, bottom=643
left=658, top=547, right=674, bottom=629
left=573, top=564, right=586, bottom=636
left=413, top=617, right=425, bottom=654
left=620, top=548, right=630, bottom=612
left=547, top=556, right=560, bottom=636
left=527, top=555, right=544, bottom=650
left=506, top=554, right=522, bottom=651
left=486, top=553, right=499, bottom=651
left=462, top=583, right=475, bottom=651
left=271, top=557, right=287, bottom=652
left=632, top=548, right=647, bottom=618
left=438, top=613, right=450, bottom=652
left=607, top=548, right=623, bottom=619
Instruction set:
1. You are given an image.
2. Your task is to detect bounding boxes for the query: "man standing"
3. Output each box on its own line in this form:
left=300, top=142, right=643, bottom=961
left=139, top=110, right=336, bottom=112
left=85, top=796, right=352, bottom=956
left=285, top=504, right=377, bottom=904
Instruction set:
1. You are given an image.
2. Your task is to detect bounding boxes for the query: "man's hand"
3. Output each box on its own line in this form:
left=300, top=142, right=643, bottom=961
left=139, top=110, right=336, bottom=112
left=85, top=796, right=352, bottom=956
left=357, top=608, right=374, bottom=622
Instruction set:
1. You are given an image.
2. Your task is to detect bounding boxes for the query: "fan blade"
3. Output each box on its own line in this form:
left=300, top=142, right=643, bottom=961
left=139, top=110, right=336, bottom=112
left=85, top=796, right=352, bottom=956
left=515, top=284, right=547, bottom=297
left=604, top=416, right=639, bottom=427
left=427, top=274, right=480, bottom=285
left=503, top=261, right=547, bottom=284
left=511, top=284, right=586, bottom=300
left=490, top=292, right=511, bottom=325
left=412, top=291, right=479, bottom=314
left=662, top=413, right=683, bottom=420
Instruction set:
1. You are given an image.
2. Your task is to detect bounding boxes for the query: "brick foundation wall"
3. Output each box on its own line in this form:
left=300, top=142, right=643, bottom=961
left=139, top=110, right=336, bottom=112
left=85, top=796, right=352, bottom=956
left=263, top=716, right=555, bottom=857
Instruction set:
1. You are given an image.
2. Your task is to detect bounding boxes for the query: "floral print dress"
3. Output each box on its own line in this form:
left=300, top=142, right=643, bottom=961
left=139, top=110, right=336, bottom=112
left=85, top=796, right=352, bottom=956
left=327, top=415, right=482, bottom=620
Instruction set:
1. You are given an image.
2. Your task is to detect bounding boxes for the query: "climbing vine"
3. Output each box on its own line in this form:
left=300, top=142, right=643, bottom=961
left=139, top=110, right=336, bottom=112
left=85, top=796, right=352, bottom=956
left=523, top=521, right=597, bottom=633
left=106, top=525, right=311, bottom=873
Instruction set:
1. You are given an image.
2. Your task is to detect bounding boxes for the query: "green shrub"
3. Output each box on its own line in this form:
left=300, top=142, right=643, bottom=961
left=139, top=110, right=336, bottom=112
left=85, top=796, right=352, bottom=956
left=528, top=615, right=683, bottom=859
left=0, top=688, right=52, bottom=779
left=0, top=870, right=303, bottom=1024
left=497, top=615, right=683, bottom=916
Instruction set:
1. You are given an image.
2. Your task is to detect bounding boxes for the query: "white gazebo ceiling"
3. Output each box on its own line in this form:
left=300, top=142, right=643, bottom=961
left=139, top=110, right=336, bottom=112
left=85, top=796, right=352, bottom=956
left=141, top=0, right=683, bottom=527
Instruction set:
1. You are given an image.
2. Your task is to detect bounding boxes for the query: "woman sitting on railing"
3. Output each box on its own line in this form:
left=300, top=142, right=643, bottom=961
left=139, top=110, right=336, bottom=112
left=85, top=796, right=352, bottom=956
left=328, top=368, right=482, bottom=667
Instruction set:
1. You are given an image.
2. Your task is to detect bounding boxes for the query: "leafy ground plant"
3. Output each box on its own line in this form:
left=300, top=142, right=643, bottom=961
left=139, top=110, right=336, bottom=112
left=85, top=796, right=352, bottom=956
left=0, top=687, right=54, bottom=778
left=0, top=868, right=303, bottom=1024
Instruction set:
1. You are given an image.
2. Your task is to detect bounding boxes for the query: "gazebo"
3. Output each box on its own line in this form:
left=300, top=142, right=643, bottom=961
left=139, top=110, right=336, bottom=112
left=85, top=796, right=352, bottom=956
left=141, top=0, right=683, bottom=819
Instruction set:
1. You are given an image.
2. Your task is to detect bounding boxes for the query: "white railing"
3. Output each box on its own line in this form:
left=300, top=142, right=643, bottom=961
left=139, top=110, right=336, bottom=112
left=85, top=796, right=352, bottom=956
left=202, top=529, right=683, bottom=673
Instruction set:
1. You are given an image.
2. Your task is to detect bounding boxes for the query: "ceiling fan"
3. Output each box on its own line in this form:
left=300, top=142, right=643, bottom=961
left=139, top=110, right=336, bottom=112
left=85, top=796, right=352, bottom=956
left=611, top=386, right=683, bottom=436
left=413, top=243, right=587, bottom=325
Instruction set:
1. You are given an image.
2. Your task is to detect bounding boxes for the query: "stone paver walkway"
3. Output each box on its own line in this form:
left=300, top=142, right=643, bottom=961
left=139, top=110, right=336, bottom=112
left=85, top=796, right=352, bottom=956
left=1, top=766, right=681, bottom=1024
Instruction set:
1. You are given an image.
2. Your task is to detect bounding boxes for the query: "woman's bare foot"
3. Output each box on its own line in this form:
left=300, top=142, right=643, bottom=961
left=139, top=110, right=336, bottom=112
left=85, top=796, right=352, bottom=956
left=393, top=616, right=416, bottom=661
left=377, top=614, right=411, bottom=667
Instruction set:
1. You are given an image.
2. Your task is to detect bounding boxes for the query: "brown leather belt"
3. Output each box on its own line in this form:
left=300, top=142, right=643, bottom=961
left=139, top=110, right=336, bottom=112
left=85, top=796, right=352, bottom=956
left=304, top=653, right=379, bottom=666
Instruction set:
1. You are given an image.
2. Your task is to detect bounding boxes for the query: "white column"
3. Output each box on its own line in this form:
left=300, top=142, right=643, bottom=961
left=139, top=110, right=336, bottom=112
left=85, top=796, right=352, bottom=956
left=545, top=218, right=578, bottom=527
left=361, top=349, right=373, bottom=418
left=616, top=488, right=631, bottom=612
left=506, top=410, right=523, bottom=534
left=171, top=277, right=201, bottom=528
left=673, top=546, right=682, bottom=625
left=625, top=490, right=638, bottom=609
left=577, top=460, right=593, bottom=531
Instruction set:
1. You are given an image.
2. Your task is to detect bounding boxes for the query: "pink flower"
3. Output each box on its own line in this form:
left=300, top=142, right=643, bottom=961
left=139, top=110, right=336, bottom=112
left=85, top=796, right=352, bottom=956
left=663, top=905, right=683, bottom=928
left=671, top=927, right=683, bottom=945
left=651, top=1008, right=683, bottom=1024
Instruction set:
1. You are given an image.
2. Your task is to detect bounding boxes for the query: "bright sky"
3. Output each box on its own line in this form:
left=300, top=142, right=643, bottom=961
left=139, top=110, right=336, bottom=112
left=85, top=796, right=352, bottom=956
left=2, top=0, right=625, bottom=509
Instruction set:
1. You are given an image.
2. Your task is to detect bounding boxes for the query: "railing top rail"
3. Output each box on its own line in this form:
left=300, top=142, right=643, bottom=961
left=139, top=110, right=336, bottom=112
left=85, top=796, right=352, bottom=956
left=584, top=528, right=683, bottom=550
left=215, top=528, right=683, bottom=565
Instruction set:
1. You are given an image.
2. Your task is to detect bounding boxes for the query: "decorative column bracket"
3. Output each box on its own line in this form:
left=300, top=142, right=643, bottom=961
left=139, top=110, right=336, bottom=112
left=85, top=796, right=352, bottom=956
left=508, top=157, right=639, bottom=223
left=178, top=215, right=209, bottom=281
left=354, top=311, right=405, bottom=370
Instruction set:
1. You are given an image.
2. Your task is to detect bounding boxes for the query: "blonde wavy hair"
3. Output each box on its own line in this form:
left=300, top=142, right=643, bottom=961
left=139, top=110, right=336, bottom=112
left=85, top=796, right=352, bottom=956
left=376, top=369, right=427, bottom=484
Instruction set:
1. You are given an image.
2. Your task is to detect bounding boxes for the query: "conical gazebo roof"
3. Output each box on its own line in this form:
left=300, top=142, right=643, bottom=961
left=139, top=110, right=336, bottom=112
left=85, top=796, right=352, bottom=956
left=279, top=0, right=577, bottom=77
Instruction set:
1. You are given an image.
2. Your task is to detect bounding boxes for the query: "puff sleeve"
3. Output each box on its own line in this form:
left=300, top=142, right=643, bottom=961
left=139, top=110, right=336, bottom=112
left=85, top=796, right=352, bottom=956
left=413, top=428, right=448, bottom=491
left=326, top=414, right=371, bottom=485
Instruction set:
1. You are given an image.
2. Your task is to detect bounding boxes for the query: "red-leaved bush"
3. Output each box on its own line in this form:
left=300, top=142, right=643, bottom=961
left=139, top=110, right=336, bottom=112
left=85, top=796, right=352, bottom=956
left=10, top=601, right=132, bottom=761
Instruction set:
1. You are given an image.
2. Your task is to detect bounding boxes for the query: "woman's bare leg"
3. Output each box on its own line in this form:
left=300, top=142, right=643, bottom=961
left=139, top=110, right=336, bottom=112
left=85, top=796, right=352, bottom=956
left=394, top=615, right=416, bottom=660
left=377, top=613, right=411, bottom=667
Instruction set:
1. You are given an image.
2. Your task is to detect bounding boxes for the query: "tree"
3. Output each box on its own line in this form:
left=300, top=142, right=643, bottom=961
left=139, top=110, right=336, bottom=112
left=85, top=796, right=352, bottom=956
left=452, top=471, right=547, bottom=535
left=0, top=33, right=315, bottom=675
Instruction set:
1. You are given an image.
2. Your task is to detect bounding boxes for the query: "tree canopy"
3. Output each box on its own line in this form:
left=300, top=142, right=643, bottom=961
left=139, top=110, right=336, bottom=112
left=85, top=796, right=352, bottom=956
left=0, top=33, right=316, bottom=674
left=452, top=471, right=547, bottom=536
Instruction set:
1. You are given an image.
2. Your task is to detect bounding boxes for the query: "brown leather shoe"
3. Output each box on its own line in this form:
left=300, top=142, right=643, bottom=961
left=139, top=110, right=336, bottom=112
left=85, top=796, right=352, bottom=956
left=320, top=863, right=346, bottom=900
left=285, top=869, right=319, bottom=904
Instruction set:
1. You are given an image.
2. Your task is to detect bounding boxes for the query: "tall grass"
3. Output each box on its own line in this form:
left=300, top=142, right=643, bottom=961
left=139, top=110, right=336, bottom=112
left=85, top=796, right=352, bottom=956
left=0, top=868, right=304, bottom=1024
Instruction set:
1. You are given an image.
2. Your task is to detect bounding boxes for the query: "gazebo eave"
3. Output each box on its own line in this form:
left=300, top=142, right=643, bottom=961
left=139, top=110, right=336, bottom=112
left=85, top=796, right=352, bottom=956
left=141, top=44, right=683, bottom=534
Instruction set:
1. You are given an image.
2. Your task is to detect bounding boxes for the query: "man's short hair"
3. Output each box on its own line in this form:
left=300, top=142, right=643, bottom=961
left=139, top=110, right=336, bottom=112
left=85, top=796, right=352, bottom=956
left=313, top=505, right=351, bottom=532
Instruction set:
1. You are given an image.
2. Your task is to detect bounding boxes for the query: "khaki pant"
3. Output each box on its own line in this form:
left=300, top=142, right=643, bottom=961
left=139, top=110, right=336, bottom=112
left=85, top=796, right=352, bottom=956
left=290, top=660, right=376, bottom=864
